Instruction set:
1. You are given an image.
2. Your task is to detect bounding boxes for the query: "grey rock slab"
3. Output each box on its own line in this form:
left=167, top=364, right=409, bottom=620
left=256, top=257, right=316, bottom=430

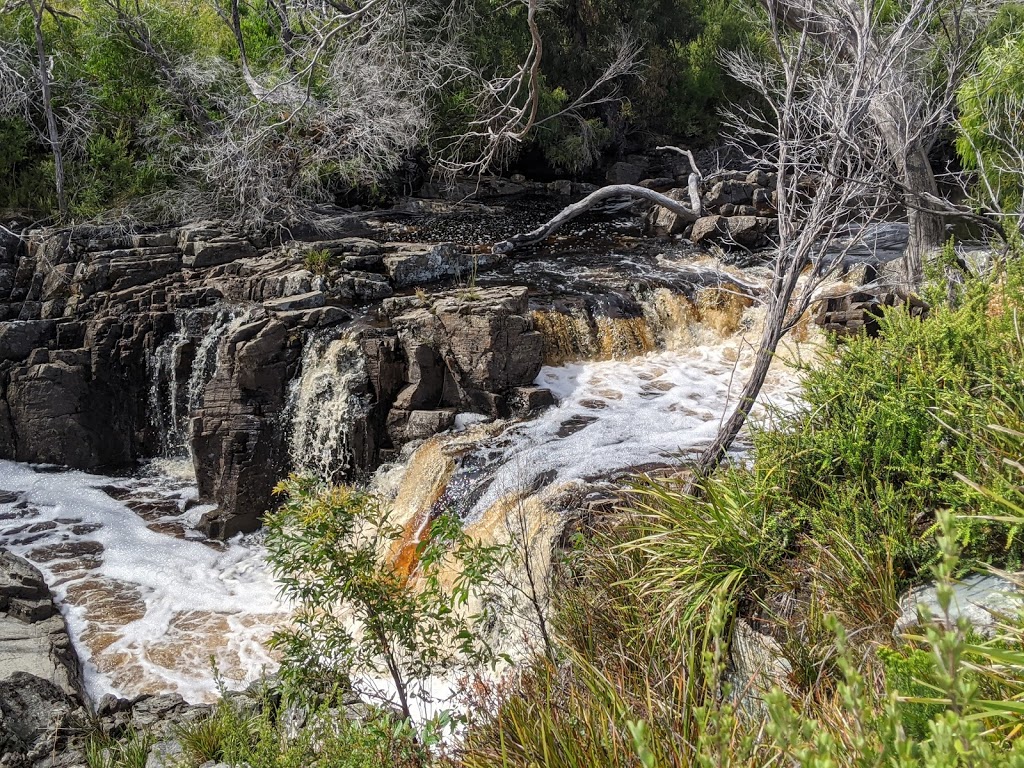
left=263, top=291, right=326, bottom=311
left=895, top=573, right=1022, bottom=638
left=145, top=739, right=184, bottom=768
left=0, top=321, right=56, bottom=361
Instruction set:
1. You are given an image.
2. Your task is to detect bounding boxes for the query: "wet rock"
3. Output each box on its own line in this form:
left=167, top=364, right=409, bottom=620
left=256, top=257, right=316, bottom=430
left=388, top=408, right=458, bottom=444
left=0, top=672, right=84, bottom=767
left=6, top=356, right=131, bottom=470
left=0, top=550, right=48, bottom=607
left=509, top=386, right=556, bottom=416
left=192, top=316, right=304, bottom=538
left=0, top=553, right=83, bottom=699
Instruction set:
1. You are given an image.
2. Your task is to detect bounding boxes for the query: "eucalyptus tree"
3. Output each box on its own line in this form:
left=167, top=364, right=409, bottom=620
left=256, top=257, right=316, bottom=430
left=0, top=0, right=89, bottom=221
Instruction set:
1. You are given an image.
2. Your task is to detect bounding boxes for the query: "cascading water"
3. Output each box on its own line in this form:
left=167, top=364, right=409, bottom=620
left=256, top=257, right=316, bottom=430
left=287, top=332, right=371, bottom=484
left=374, top=295, right=813, bottom=666
left=147, top=307, right=246, bottom=459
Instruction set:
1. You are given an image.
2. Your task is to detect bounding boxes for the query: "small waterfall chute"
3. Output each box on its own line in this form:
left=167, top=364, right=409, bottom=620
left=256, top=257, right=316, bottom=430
left=147, top=306, right=247, bottom=459
left=287, top=331, right=371, bottom=484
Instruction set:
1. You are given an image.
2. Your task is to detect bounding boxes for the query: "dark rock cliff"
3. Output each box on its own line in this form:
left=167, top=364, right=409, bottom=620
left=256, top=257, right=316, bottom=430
left=0, top=218, right=551, bottom=538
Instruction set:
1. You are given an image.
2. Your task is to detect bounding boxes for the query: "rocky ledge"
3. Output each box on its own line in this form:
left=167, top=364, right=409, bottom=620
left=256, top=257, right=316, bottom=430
left=0, top=216, right=556, bottom=538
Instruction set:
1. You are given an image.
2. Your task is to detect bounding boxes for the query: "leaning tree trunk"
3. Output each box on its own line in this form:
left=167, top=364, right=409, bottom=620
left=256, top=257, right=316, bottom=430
left=901, top=140, right=947, bottom=289
left=30, top=0, right=67, bottom=221
left=692, top=255, right=803, bottom=479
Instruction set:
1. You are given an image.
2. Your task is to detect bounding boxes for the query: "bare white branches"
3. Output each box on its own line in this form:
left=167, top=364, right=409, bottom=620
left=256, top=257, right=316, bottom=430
left=694, top=0, right=919, bottom=475
left=0, top=38, right=30, bottom=116
left=435, top=3, right=642, bottom=178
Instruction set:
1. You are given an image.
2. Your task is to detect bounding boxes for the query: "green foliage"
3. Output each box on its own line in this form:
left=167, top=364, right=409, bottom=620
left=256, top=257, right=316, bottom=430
left=303, top=248, right=334, bottom=276
left=956, top=23, right=1024, bottom=213
left=265, top=476, right=503, bottom=723
left=85, top=728, right=153, bottom=768
left=461, top=261, right=1024, bottom=767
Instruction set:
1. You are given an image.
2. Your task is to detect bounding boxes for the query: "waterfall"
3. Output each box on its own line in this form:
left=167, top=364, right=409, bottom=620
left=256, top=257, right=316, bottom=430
left=147, top=307, right=244, bottom=458
left=287, top=332, right=371, bottom=484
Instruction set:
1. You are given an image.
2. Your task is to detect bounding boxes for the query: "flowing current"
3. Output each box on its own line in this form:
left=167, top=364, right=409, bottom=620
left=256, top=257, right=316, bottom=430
left=0, top=280, right=810, bottom=704
left=0, top=460, right=287, bottom=702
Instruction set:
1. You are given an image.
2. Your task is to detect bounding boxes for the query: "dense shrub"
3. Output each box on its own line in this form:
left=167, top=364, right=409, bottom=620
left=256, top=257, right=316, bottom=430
left=461, top=259, right=1024, bottom=767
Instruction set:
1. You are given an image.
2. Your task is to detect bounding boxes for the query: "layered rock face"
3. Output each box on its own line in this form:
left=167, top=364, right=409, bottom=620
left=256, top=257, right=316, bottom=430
left=646, top=169, right=780, bottom=251
left=0, top=220, right=550, bottom=537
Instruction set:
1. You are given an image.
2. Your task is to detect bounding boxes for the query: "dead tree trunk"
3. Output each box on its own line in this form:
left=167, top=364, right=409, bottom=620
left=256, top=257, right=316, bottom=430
left=29, top=0, right=67, bottom=221
left=902, top=143, right=947, bottom=287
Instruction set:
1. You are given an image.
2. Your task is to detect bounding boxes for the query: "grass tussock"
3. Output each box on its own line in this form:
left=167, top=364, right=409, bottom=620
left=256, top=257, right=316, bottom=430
left=460, top=254, right=1024, bottom=767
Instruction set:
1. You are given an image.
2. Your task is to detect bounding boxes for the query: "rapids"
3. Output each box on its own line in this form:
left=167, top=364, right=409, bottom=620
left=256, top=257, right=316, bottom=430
left=0, top=208, right=818, bottom=705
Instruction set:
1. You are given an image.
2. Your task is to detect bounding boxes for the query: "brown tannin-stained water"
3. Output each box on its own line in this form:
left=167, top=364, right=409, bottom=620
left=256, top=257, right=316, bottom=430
left=0, top=460, right=287, bottom=703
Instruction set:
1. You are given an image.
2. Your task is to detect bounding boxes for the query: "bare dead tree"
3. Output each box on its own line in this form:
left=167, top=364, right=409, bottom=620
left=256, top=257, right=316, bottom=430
left=434, top=1, right=642, bottom=178
left=690, top=0, right=910, bottom=476
left=764, top=0, right=997, bottom=288
left=0, top=0, right=87, bottom=220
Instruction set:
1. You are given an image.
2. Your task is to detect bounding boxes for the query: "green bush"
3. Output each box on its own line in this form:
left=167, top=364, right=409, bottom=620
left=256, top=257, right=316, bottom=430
left=460, top=261, right=1024, bottom=767
left=265, top=476, right=503, bottom=723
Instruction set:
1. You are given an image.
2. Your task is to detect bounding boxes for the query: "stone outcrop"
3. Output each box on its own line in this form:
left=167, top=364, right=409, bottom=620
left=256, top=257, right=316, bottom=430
left=895, top=574, right=1021, bottom=638
left=382, top=287, right=545, bottom=445
left=0, top=551, right=87, bottom=768
left=0, top=219, right=553, bottom=537
left=0, top=551, right=82, bottom=700
left=645, top=168, right=778, bottom=250
left=813, top=281, right=928, bottom=337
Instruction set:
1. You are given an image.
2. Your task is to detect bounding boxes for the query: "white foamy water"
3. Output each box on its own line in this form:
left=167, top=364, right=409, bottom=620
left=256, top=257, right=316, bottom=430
left=0, top=461, right=288, bottom=703
left=429, top=340, right=804, bottom=522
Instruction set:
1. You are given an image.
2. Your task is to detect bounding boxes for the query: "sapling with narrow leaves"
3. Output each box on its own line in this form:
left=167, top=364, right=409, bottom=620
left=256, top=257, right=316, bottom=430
left=265, top=475, right=504, bottom=724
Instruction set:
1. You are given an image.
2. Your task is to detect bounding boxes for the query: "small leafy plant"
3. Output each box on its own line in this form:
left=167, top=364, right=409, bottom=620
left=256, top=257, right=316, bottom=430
left=266, top=476, right=504, bottom=723
left=303, top=248, right=334, bottom=276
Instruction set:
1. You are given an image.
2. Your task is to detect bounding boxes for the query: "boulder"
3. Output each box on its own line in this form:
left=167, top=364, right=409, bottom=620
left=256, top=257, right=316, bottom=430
left=0, top=672, right=85, bottom=766
left=605, top=161, right=644, bottom=186
left=383, top=243, right=501, bottom=288
left=895, top=574, right=1021, bottom=638
left=648, top=188, right=695, bottom=236
left=639, top=177, right=676, bottom=192
left=727, top=619, right=795, bottom=716
left=725, top=216, right=766, bottom=247
left=0, top=321, right=56, bottom=362
left=704, top=180, right=755, bottom=210
left=0, top=552, right=83, bottom=699
left=690, top=216, right=724, bottom=245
